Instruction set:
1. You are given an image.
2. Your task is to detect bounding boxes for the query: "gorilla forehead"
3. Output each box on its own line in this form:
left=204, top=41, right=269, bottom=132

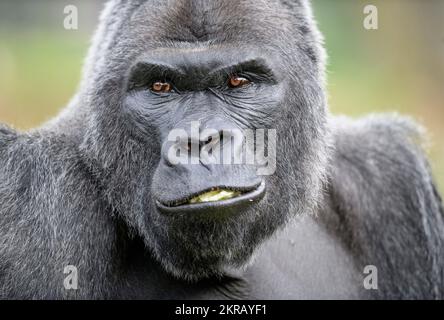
left=131, top=0, right=294, bottom=42
left=104, top=0, right=306, bottom=58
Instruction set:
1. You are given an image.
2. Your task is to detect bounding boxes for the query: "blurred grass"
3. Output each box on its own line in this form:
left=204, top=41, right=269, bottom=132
left=313, top=0, right=444, bottom=193
left=0, top=32, right=86, bottom=128
left=0, top=0, right=443, bottom=193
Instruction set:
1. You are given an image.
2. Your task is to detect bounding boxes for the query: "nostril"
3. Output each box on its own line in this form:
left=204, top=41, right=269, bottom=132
left=219, top=134, right=224, bottom=148
left=200, top=135, right=214, bottom=148
left=199, top=134, right=222, bottom=148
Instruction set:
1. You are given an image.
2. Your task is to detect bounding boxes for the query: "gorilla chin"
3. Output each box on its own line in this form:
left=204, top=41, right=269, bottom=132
left=149, top=175, right=283, bottom=281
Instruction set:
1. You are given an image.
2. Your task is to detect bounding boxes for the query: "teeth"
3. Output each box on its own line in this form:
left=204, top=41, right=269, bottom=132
left=188, top=189, right=242, bottom=204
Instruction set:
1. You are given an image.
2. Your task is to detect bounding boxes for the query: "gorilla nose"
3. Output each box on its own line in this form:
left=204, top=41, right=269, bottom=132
left=161, top=118, right=245, bottom=167
left=154, top=118, right=264, bottom=216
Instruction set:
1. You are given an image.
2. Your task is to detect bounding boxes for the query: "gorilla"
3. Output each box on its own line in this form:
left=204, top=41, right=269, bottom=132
left=0, top=0, right=443, bottom=300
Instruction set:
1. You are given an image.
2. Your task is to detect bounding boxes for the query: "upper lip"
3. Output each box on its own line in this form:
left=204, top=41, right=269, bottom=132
left=156, top=181, right=266, bottom=214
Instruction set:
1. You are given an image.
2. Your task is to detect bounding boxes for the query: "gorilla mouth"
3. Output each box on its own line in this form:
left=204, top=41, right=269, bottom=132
left=156, top=181, right=266, bottom=214
left=188, top=189, right=243, bottom=204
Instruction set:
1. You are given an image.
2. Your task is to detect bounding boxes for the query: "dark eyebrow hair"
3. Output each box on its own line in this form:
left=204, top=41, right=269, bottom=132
left=126, top=61, right=186, bottom=90
left=210, top=59, right=277, bottom=83
left=126, top=57, right=277, bottom=91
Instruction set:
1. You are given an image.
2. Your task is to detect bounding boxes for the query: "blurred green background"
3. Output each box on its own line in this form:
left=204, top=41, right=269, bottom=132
left=0, top=0, right=443, bottom=192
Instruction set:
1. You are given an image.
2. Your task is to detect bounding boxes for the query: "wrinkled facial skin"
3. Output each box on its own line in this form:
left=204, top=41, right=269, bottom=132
left=80, top=0, right=329, bottom=281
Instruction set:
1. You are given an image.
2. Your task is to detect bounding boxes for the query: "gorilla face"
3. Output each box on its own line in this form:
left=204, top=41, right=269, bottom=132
left=80, top=0, right=329, bottom=280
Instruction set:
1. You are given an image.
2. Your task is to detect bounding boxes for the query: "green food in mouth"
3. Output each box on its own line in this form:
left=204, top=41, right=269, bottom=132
left=188, top=189, right=242, bottom=204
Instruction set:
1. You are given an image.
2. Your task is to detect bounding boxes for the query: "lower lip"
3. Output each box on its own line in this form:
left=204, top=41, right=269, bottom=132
left=156, top=181, right=266, bottom=216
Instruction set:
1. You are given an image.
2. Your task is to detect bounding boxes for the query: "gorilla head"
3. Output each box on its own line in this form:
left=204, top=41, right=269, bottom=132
left=73, top=0, right=329, bottom=281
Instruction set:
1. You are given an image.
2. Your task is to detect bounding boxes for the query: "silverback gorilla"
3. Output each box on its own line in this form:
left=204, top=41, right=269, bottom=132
left=0, top=0, right=443, bottom=299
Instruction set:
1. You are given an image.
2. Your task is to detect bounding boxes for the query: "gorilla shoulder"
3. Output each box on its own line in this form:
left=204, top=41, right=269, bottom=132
left=0, top=124, right=19, bottom=175
left=0, top=124, right=17, bottom=151
left=329, top=114, right=438, bottom=206
left=326, top=114, right=444, bottom=299
left=0, top=124, right=94, bottom=220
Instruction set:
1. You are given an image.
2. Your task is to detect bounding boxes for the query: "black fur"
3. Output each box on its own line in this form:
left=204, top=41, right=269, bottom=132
left=0, top=0, right=442, bottom=299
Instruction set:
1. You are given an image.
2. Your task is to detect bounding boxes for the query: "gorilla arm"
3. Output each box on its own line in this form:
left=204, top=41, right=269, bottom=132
left=323, top=114, right=444, bottom=299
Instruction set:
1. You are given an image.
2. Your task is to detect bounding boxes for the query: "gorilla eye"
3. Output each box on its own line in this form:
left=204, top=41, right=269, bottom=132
left=151, top=81, right=172, bottom=93
left=228, top=75, right=251, bottom=88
